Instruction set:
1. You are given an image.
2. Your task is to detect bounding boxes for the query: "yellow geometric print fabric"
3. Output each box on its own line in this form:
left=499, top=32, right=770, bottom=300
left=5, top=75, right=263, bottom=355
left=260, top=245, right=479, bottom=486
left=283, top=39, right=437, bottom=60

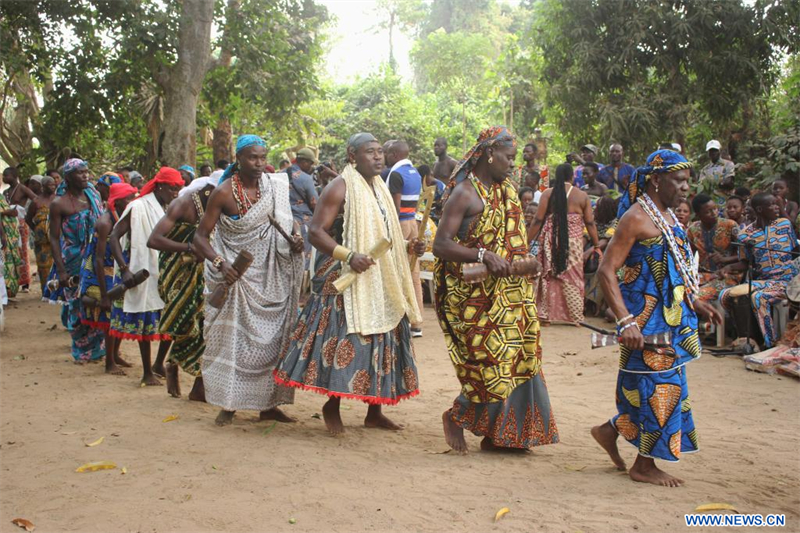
left=434, top=175, right=540, bottom=403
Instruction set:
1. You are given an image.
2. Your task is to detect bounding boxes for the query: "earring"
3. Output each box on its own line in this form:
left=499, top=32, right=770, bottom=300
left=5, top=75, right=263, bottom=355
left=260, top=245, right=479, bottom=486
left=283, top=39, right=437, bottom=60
left=655, top=185, right=659, bottom=193
left=488, top=157, right=494, bottom=164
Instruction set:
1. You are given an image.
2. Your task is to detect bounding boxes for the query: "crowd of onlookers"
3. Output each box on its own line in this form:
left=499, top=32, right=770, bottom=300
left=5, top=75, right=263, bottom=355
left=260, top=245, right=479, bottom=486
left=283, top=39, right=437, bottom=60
left=2, top=137, right=798, bottom=352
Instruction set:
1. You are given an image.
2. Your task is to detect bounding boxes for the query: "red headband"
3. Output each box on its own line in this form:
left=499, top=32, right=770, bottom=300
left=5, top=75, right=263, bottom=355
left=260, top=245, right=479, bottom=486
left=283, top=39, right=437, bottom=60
left=139, top=166, right=184, bottom=197
left=108, top=183, right=138, bottom=213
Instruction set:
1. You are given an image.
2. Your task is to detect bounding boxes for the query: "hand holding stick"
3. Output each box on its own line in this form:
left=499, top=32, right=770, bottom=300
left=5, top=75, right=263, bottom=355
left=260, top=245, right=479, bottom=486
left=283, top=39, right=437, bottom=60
left=333, top=238, right=392, bottom=293
left=207, top=251, right=254, bottom=308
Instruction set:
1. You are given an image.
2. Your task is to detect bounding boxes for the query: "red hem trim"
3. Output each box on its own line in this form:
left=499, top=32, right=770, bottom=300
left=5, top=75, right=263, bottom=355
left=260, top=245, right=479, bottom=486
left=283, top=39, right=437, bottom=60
left=81, top=319, right=110, bottom=331
left=274, top=372, right=420, bottom=406
left=109, top=330, right=171, bottom=342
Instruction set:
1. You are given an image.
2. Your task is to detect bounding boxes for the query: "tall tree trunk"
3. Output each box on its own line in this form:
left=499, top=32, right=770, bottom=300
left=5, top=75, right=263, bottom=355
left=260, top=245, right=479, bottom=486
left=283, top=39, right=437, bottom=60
left=210, top=0, right=239, bottom=165
left=160, top=0, right=214, bottom=168
left=213, top=116, right=233, bottom=164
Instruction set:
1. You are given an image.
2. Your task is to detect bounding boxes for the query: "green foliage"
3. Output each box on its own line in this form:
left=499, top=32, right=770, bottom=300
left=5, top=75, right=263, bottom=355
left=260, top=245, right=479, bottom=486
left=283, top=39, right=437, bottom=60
left=529, top=0, right=788, bottom=162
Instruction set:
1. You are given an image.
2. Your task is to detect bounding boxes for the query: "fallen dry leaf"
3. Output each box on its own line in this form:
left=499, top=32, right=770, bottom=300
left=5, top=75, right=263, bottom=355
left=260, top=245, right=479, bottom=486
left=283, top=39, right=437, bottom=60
left=565, top=464, right=586, bottom=472
left=694, top=503, right=738, bottom=513
left=11, top=518, right=35, bottom=532
left=85, top=437, right=104, bottom=447
left=75, top=461, right=116, bottom=473
left=494, top=507, right=510, bottom=522
left=162, top=415, right=179, bottom=423
left=121, top=467, right=127, bottom=475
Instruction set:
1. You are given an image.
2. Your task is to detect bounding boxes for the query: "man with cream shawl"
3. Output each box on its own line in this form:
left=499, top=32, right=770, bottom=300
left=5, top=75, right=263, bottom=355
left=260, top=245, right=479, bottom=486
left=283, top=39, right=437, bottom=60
left=109, top=166, right=184, bottom=386
left=193, top=134, right=305, bottom=427
left=276, top=132, right=425, bottom=436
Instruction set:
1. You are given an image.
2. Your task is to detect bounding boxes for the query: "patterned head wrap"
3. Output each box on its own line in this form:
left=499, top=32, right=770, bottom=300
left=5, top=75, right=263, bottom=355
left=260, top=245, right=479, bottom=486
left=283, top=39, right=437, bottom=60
left=219, top=134, right=268, bottom=184
left=451, top=126, right=516, bottom=184
left=617, top=149, right=693, bottom=219
left=108, top=182, right=138, bottom=214
left=62, top=158, right=88, bottom=176
left=98, top=172, right=122, bottom=187
left=139, top=166, right=184, bottom=197
left=178, top=165, right=196, bottom=179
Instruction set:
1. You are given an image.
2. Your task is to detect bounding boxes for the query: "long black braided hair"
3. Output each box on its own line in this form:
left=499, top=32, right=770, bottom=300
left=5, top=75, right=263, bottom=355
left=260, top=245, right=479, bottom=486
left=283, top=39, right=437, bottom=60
left=549, top=163, right=574, bottom=275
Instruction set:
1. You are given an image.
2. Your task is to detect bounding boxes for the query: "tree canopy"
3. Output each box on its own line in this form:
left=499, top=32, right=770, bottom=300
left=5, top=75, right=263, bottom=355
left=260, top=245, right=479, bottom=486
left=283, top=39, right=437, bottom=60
left=0, top=0, right=796, bottom=189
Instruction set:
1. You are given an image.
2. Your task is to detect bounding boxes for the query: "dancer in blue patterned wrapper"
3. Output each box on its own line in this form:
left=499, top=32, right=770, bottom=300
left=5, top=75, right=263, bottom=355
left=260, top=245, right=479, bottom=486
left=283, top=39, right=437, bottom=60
left=79, top=182, right=139, bottom=375
left=43, top=158, right=106, bottom=363
left=592, top=150, right=722, bottom=487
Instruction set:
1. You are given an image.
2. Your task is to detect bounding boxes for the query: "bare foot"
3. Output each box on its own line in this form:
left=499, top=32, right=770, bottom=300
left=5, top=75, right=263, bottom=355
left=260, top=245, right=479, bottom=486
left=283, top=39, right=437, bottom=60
left=322, top=397, right=345, bottom=436
left=73, top=359, right=87, bottom=366
left=105, top=363, right=126, bottom=376
left=442, top=411, right=468, bottom=454
left=166, top=362, right=181, bottom=398
left=364, top=405, right=404, bottom=430
left=259, top=408, right=297, bottom=423
left=629, top=456, right=684, bottom=487
left=479, top=437, right=530, bottom=453
left=151, top=362, right=166, bottom=378
left=115, top=356, right=133, bottom=368
left=591, top=422, right=627, bottom=470
left=188, top=377, right=206, bottom=402
left=140, top=373, right=162, bottom=387
left=215, top=410, right=235, bottom=427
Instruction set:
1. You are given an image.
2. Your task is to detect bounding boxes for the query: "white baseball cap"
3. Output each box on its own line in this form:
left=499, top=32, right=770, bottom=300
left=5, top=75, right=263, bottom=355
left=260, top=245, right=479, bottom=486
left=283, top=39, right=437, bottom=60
left=671, top=143, right=682, bottom=152
left=706, top=140, right=721, bottom=151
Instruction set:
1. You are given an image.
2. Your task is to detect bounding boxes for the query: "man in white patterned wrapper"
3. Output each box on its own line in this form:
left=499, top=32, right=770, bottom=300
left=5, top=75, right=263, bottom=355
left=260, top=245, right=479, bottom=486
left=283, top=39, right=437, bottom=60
left=193, top=134, right=305, bottom=426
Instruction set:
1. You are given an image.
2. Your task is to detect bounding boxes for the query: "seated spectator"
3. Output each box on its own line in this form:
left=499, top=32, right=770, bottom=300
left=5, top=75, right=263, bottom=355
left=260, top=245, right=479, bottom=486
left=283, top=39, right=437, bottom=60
left=720, top=192, right=799, bottom=348
left=687, top=194, right=743, bottom=302
left=584, top=195, right=618, bottom=317
left=772, top=178, right=799, bottom=223
left=726, top=195, right=748, bottom=230
left=518, top=186, right=535, bottom=211
left=674, top=198, right=692, bottom=227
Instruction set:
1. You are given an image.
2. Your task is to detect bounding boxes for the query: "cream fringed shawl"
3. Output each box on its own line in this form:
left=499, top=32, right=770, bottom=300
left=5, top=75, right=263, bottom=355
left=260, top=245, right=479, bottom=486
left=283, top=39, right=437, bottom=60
left=340, top=164, right=422, bottom=335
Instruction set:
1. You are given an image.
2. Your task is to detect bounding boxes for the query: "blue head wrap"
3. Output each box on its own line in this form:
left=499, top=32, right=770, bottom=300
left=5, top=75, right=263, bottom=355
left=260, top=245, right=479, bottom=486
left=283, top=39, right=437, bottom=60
left=98, top=172, right=122, bottom=187
left=219, top=134, right=267, bottom=184
left=178, top=165, right=196, bottom=179
left=617, top=149, right=693, bottom=219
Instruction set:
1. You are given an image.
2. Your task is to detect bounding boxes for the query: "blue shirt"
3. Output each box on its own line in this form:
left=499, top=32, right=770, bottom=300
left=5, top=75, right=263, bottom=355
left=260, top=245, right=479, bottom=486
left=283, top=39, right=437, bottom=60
left=597, top=163, right=636, bottom=192
left=286, top=164, right=319, bottom=220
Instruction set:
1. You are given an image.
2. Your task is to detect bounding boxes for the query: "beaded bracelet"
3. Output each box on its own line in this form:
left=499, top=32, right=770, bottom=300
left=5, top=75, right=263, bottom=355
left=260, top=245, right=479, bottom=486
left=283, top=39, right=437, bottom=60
left=212, top=255, right=225, bottom=270
left=615, top=313, right=634, bottom=326
left=617, top=321, right=639, bottom=335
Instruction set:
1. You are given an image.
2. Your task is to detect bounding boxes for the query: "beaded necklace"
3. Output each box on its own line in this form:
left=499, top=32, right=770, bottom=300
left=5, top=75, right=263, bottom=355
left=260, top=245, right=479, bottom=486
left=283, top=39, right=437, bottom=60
left=637, top=193, right=699, bottom=298
left=232, top=173, right=261, bottom=216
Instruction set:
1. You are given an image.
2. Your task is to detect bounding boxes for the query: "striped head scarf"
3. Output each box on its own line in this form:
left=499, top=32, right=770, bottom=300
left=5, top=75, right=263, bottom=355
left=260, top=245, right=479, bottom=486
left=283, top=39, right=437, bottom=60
left=617, top=149, right=693, bottom=218
left=451, top=126, right=516, bottom=185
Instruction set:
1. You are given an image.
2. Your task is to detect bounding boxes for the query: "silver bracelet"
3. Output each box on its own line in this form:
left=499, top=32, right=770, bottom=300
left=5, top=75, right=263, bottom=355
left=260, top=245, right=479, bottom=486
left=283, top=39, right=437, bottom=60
left=477, top=248, right=486, bottom=264
left=615, top=313, right=634, bottom=326
left=618, top=321, right=639, bottom=335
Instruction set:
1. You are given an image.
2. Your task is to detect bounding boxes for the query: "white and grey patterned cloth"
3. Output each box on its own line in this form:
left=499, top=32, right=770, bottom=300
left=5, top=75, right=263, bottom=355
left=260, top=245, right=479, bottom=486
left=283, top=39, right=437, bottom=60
left=202, top=173, right=303, bottom=411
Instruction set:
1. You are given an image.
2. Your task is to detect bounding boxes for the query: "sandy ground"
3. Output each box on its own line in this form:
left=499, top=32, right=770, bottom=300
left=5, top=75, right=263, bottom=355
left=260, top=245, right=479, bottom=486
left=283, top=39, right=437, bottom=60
left=1, top=286, right=798, bottom=533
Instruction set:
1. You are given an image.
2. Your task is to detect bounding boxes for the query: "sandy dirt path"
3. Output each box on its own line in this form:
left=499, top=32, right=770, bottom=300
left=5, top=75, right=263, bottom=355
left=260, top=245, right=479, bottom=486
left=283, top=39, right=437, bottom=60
left=1, top=289, right=798, bottom=533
